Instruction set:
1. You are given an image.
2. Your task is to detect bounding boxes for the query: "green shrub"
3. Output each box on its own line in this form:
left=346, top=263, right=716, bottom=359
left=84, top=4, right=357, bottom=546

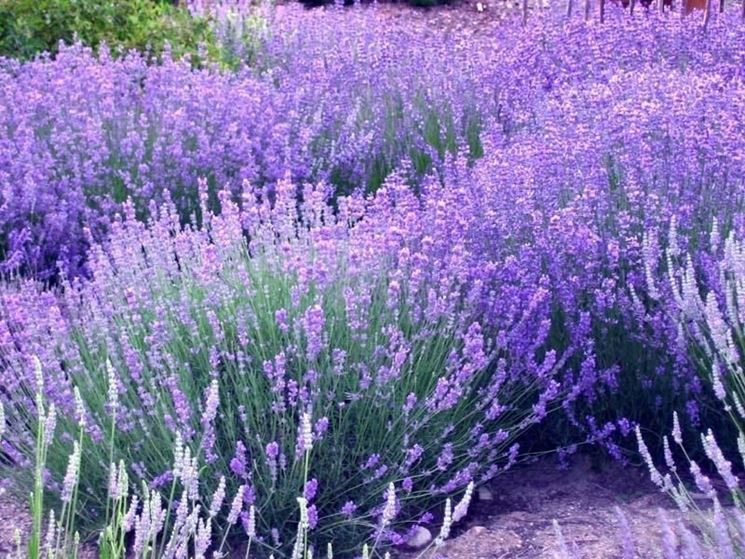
left=0, top=0, right=214, bottom=61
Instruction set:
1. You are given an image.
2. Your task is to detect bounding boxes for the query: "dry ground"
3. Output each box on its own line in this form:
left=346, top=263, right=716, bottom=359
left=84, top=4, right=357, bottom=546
left=0, top=455, right=681, bottom=558
left=400, top=454, right=682, bottom=559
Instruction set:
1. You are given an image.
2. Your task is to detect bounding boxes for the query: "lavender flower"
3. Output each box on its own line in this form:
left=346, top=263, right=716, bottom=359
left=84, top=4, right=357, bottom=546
left=61, top=441, right=81, bottom=503
left=209, top=476, right=227, bottom=518
left=381, top=482, right=397, bottom=528
left=227, top=485, right=245, bottom=525
left=296, top=411, right=314, bottom=458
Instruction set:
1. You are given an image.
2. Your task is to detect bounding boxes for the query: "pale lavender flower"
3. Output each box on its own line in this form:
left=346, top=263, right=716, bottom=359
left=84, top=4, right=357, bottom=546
left=195, top=518, right=212, bottom=558
left=202, top=379, right=220, bottom=425
left=296, top=411, right=313, bottom=458
left=672, top=412, right=683, bottom=445
left=122, top=495, right=140, bottom=533
left=636, top=426, right=663, bottom=487
left=61, top=441, right=81, bottom=503
left=42, top=404, right=57, bottom=447
left=297, top=496, right=309, bottom=529
left=73, top=386, right=86, bottom=428
left=381, top=482, right=397, bottom=527
left=107, top=359, right=119, bottom=414
left=209, top=476, right=227, bottom=518
left=689, top=460, right=716, bottom=498
left=435, top=498, right=452, bottom=546
left=245, top=505, right=257, bottom=538
left=227, top=485, right=245, bottom=525
left=702, top=430, right=738, bottom=491
left=452, top=481, right=474, bottom=522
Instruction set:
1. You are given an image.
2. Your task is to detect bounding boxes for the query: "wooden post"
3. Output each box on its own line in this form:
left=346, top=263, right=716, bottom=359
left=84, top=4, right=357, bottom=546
left=600, top=0, right=605, bottom=20
left=719, top=0, right=725, bottom=11
left=685, top=0, right=706, bottom=14
left=630, top=0, right=636, bottom=14
left=584, top=0, right=591, bottom=20
left=703, top=0, right=711, bottom=28
left=566, top=0, right=573, bottom=17
left=522, top=0, right=529, bottom=24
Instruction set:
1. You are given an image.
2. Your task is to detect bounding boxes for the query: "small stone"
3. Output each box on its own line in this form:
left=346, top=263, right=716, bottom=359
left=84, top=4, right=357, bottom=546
left=478, top=486, right=494, bottom=501
left=406, top=526, right=433, bottom=549
left=468, top=526, right=488, bottom=536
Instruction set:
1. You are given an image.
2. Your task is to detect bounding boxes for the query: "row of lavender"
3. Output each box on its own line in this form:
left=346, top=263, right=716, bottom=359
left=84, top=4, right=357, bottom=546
left=3, top=6, right=744, bottom=280
left=1, top=4, right=745, bottom=557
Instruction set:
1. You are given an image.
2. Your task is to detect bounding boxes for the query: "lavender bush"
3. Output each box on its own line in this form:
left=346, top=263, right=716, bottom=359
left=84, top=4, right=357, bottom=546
left=634, top=229, right=745, bottom=558
left=0, top=375, right=473, bottom=559
left=2, top=7, right=743, bottom=451
left=0, top=4, right=491, bottom=279
left=0, top=178, right=559, bottom=555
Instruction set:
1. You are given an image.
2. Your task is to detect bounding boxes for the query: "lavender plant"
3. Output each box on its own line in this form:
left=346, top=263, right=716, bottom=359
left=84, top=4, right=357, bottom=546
left=635, top=229, right=745, bottom=557
left=2, top=7, right=744, bottom=457
left=0, top=179, right=557, bottom=556
left=5, top=367, right=475, bottom=559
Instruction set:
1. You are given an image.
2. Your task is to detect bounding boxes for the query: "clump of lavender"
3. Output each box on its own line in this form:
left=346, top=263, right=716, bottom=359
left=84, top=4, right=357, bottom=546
left=0, top=182, right=556, bottom=555
left=12, top=378, right=473, bottom=559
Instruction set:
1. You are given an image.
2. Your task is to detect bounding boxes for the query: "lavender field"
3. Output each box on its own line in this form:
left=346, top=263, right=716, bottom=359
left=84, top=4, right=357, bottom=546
left=1, top=1, right=745, bottom=557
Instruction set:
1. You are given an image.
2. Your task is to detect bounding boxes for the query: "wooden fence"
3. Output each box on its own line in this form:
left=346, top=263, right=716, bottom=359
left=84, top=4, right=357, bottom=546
left=523, top=0, right=744, bottom=27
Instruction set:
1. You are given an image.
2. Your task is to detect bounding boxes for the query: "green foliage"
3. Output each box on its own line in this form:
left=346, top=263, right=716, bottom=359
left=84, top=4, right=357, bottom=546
left=0, top=0, right=214, bottom=61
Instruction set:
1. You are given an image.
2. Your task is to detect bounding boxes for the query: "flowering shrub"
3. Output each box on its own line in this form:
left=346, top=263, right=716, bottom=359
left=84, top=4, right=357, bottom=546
left=0, top=0, right=215, bottom=61
left=1, top=8, right=743, bottom=451
left=0, top=5, right=491, bottom=279
left=0, top=375, right=476, bottom=559
left=0, top=178, right=559, bottom=555
left=0, top=377, right=474, bottom=559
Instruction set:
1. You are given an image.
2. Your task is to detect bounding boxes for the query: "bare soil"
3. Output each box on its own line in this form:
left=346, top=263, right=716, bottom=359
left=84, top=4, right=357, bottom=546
left=400, top=454, right=681, bottom=559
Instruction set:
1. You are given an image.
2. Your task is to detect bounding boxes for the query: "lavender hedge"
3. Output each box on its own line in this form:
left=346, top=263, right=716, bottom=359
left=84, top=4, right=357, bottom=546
left=5, top=7, right=744, bottom=281
left=1, top=3, right=745, bottom=557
